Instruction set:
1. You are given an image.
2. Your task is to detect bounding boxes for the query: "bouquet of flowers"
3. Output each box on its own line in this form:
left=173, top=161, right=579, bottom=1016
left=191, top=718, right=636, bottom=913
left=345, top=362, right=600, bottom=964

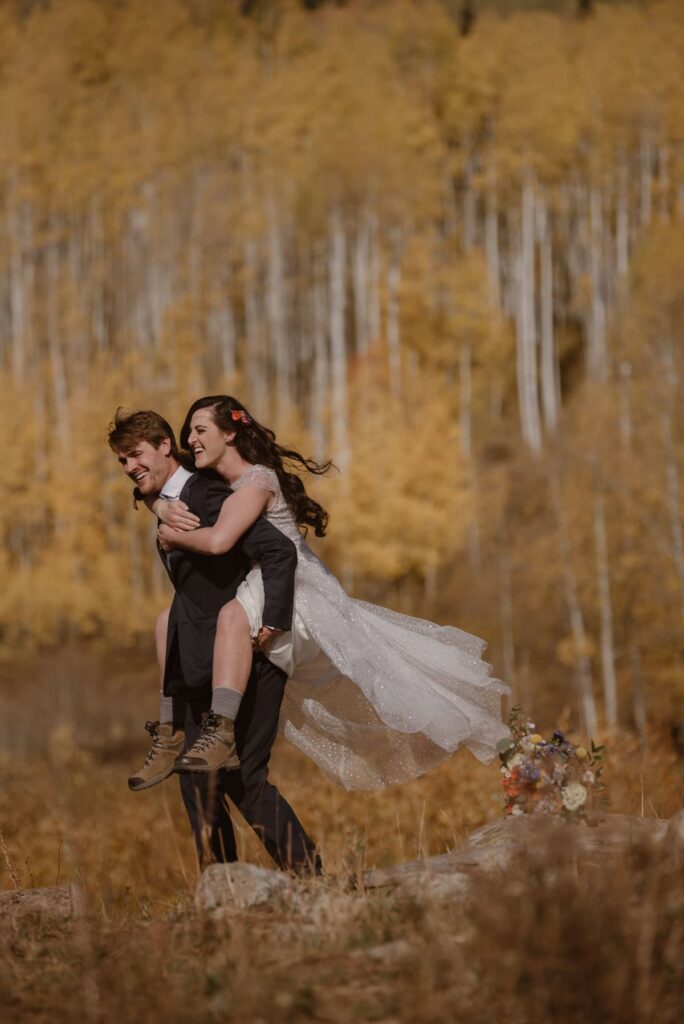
left=497, top=707, right=606, bottom=820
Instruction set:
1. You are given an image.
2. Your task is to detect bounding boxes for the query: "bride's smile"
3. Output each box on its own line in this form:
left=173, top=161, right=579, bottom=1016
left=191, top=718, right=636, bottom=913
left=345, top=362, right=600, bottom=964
left=187, top=409, right=237, bottom=473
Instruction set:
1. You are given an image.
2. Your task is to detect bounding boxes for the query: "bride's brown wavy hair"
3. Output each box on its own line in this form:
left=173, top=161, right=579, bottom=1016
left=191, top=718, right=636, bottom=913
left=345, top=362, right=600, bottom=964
left=180, top=395, right=333, bottom=537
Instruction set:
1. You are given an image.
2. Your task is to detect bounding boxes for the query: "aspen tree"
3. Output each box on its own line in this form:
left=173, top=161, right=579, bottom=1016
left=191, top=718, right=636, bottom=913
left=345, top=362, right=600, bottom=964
left=549, top=461, right=598, bottom=739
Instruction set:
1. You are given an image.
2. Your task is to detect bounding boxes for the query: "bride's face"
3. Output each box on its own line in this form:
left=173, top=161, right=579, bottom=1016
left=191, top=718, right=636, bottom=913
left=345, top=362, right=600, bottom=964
left=187, top=409, right=234, bottom=469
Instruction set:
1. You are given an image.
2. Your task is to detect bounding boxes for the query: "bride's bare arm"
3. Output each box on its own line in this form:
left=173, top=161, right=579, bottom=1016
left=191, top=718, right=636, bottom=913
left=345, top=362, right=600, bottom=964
left=138, top=492, right=201, bottom=531
left=157, top=485, right=273, bottom=555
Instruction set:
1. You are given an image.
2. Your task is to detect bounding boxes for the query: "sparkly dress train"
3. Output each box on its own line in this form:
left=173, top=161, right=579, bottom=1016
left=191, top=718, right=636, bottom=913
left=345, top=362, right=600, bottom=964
left=233, top=465, right=510, bottom=791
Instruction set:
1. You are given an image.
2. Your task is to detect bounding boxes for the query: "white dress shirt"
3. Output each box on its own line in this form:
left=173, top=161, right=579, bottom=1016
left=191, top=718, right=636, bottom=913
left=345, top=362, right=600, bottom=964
left=158, top=465, right=193, bottom=568
left=160, top=464, right=193, bottom=500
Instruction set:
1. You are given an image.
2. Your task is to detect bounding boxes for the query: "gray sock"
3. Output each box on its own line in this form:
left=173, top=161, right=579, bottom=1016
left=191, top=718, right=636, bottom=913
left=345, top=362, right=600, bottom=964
left=211, top=687, right=243, bottom=722
left=159, top=694, right=174, bottom=724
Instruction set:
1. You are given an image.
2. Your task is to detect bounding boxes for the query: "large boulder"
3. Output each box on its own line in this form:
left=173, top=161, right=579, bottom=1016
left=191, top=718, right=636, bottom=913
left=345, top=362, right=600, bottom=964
left=666, top=808, right=684, bottom=846
left=194, top=812, right=676, bottom=916
left=196, top=861, right=292, bottom=912
left=363, top=812, right=670, bottom=899
left=196, top=861, right=365, bottom=929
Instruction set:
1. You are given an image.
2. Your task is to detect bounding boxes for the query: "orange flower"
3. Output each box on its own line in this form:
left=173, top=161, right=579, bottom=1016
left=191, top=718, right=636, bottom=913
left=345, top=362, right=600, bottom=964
left=230, top=409, right=252, bottom=425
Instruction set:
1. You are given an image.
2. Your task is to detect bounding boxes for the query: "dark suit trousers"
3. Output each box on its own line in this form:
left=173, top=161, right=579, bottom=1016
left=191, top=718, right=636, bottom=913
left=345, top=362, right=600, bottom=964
left=178, top=653, right=318, bottom=872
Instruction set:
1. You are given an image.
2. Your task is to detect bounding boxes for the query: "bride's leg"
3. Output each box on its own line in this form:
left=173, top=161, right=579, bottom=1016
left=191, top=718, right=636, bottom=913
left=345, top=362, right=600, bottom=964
left=212, top=600, right=253, bottom=701
left=175, top=600, right=251, bottom=774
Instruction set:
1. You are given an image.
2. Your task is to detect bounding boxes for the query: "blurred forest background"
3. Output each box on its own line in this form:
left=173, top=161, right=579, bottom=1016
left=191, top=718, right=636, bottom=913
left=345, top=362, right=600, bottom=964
left=1, top=0, right=683, bottom=749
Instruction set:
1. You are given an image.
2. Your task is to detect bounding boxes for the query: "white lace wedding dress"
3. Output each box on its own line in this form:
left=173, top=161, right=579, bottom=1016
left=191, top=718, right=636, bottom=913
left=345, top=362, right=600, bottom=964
left=234, top=465, right=510, bottom=790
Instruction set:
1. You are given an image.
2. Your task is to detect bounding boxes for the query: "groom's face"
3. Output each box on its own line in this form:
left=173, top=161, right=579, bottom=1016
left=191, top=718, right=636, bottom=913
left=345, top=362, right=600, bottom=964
left=115, top=436, right=174, bottom=495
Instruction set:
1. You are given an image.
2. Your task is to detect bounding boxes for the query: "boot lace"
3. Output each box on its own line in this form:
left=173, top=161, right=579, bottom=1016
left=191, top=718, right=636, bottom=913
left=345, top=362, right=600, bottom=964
left=189, top=711, right=228, bottom=754
left=141, top=720, right=162, bottom=767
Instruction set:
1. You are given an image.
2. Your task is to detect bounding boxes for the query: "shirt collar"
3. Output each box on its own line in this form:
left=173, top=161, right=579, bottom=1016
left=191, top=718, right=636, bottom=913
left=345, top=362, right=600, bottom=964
left=160, top=465, right=193, bottom=501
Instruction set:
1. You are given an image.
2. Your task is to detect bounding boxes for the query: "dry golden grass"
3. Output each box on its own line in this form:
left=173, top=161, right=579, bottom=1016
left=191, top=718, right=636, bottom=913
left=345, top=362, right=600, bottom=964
left=1, top=656, right=682, bottom=1022
left=0, top=738, right=499, bottom=914
left=1, top=805, right=682, bottom=1024
left=0, top=722, right=681, bottom=912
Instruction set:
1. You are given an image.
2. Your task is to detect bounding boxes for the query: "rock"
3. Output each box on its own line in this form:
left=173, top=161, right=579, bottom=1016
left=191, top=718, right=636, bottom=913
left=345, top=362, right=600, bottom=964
left=351, top=939, right=414, bottom=964
left=362, top=818, right=520, bottom=891
left=367, top=862, right=473, bottom=907
left=665, top=809, right=684, bottom=846
left=196, top=861, right=292, bottom=912
left=0, top=884, right=85, bottom=925
left=364, top=812, right=670, bottom=896
left=195, top=812, right=676, bottom=918
left=417, top=871, right=472, bottom=902
left=196, top=862, right=365, bottom=927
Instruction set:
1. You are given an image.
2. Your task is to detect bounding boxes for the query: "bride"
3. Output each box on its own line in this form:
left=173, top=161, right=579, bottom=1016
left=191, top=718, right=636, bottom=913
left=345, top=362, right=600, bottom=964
left=149, top=394, right=510, bottom=791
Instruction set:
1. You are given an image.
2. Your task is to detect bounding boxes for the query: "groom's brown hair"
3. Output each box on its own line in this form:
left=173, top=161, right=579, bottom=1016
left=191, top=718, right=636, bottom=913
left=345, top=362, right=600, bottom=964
left=107, top=407, right=181, bottom=460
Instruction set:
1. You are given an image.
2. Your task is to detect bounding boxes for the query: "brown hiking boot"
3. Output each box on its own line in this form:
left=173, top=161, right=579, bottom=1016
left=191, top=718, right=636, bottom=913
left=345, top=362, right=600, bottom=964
left=128, top=721, right=185, bottom=791
left=173, top=711, right=240, bottom=773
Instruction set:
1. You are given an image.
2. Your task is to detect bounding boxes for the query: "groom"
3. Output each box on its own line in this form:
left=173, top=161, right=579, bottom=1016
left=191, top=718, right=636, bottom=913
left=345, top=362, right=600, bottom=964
left=108, top=408, right=319, bottom=872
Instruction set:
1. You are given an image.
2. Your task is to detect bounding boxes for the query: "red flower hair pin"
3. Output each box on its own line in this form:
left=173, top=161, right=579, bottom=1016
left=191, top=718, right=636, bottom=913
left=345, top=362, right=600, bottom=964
left=231, top=409, right=252, bottom=426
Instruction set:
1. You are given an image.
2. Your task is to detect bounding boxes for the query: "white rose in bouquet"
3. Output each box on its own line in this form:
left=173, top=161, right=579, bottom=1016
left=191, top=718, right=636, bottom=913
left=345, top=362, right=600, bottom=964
left=561, top=781, right=587, bottom=812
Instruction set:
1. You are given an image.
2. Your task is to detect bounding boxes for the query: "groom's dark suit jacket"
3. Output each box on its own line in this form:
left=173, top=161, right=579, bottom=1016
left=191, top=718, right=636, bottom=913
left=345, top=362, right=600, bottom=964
left=152, top=468, right=316, bottom=871
left=159, top=471, right=296, bottom=696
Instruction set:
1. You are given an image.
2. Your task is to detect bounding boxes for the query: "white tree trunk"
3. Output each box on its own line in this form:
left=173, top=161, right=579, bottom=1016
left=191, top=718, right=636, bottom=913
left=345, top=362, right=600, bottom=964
left=64, top=218, right=86, bottom=368
left=353, top=212, right=371, bottom=355
left=329, top=210, right=349, bottom=470
left=244, top=237, right=268, bottom=414
left=310, top=244, right=329, bottom=462
left=498, top=522, right=517, bottom=696
left=629, top=644, right=648, bottom=748
left=8, top=194, right=33, bottom=382
left=462, top=149, right=477, bottom=251
left=593, top=476, right=618, bottom=729
left=459, top=340, right=472, bottom=462
left=145, top=180, right=167, bottom=348
left=657, top=144, right=670, bottom=224
left=587, top=186, right=608, bottom=381
left=501, top=208, right=518, bottom=320
left=368, top=212, right=381, bottom=343
left=124, top=208, right=149, bottom=349
left=208, top=286, right=237, bottom=379
left=549, top=463, right=598, bottom=739
left=618, top=359, right=633, bottom=455
left=640, top=131, right=653, bottom=227
left=386, top=233, right=402, bottom=397
left=485, top=182, right=501, bottom=309
left=46, top=234, right=70, bottom=441
left=536, top=192, right=559, bottom=430
left=266, top=206, right=290, bottom=423
left=459, top=340, right=480, bottom=568
left=514, top=173, right=543, bottom=453
left=564, top=182, right=584, bottom=328
left=616, top=156, right=630, bottom=279
left=659, top=342, right=684, bottom=627
left=677, top=181, right=684, bottom=222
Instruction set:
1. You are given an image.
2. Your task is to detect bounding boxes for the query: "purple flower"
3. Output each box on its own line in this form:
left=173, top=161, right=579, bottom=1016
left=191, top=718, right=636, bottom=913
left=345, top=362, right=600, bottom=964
left=521, top=763, right=541, bottom=783
left=552, top=730, right=565, bottom=743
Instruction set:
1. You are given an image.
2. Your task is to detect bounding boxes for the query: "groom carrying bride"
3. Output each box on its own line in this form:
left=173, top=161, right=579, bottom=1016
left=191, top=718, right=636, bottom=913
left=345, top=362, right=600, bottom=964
left=108, top=408, right=320, bottom=874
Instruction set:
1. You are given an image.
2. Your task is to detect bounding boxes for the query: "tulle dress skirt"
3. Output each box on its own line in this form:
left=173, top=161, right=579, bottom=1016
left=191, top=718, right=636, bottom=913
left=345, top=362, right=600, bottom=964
left=236, top=540, right=511, bottom=791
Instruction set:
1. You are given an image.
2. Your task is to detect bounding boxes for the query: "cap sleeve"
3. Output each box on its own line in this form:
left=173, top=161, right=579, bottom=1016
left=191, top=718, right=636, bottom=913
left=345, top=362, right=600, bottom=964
left=233, top=465, right=279, bottom=496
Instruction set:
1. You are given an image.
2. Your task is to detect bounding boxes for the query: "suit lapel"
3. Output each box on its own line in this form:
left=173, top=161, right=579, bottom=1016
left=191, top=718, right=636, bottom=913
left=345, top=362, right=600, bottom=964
left=179, top=474, right=198, bottom=506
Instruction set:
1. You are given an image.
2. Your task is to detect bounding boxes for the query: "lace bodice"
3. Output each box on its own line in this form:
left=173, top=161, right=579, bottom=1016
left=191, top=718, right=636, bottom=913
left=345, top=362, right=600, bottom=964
left=232, top=464, right=304, bottom=546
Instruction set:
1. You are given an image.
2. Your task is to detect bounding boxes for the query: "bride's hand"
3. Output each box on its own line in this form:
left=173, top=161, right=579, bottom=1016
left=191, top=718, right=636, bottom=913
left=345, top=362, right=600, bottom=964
left=153, top=499, right=200, bottom=531
left=252, top=626, right=282, bottom=651
left=157, top=524, right=178, bottom=552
